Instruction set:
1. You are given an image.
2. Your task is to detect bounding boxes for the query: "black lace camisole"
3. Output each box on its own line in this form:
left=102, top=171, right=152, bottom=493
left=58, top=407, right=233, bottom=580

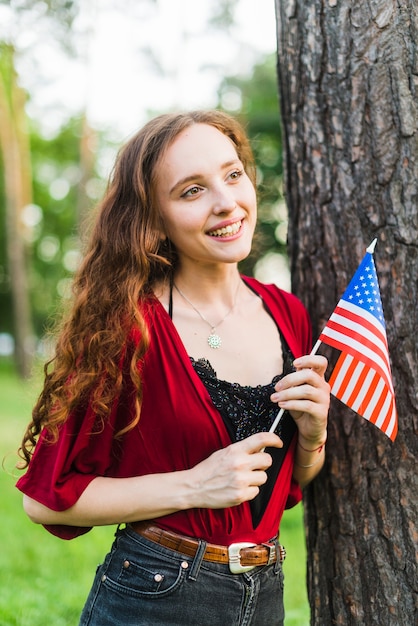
left=190, top=348, right=294, bottom=442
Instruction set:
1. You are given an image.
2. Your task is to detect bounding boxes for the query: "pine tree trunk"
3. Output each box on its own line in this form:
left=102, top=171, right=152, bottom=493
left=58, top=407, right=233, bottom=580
left=275, top=0, right=417, bottom=624
left=0, top=45, right=34, bottom=378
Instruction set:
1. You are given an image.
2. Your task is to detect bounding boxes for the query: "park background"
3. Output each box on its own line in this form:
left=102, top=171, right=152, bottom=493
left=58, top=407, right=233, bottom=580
left=0, top=1, right=310, bottom=624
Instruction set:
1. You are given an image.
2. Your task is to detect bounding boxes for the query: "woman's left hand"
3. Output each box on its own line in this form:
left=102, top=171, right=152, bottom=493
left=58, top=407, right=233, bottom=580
left=270, top=355, right=330, bottom=446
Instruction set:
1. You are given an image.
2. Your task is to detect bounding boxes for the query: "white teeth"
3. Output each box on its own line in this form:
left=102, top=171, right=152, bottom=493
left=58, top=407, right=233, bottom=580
left=209, top=221, right=241, bottom=237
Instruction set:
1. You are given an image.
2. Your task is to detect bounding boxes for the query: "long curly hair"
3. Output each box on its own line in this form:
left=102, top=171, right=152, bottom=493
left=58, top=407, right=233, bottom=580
left=19, top=110, right=256, bottom=467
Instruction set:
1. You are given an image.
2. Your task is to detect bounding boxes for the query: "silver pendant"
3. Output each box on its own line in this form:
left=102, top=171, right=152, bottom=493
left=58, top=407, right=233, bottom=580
left=207, top=332, right=222, bottom=349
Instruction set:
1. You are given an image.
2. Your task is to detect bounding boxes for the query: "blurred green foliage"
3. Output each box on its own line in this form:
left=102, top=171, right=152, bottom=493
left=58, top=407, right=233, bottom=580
left=0, top=117, right=98, bottom=338
left=29, top=118, right=84, bottom=335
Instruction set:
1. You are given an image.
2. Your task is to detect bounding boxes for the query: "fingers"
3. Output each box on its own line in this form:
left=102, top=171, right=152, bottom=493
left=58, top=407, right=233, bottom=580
left=271, top=356, right=329, bottom=396
left=227, top=433, right=283, bottom=473
left=190, top=433, right=283, bottom=509
left=224, top=437, right=280, bottom=501
left=238, top=431, right=283, bottom=452
left=269, top=355, right=330, bottom=427
left=293, top=354, right=328, bottom=375
left=271, top=384, right=330, bottom=420
left=271, top=379, right=329, bottom=405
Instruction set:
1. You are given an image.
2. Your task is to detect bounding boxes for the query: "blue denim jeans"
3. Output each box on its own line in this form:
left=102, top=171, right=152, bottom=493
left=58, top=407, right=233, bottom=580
left=79, top=526, right=285, bottom=626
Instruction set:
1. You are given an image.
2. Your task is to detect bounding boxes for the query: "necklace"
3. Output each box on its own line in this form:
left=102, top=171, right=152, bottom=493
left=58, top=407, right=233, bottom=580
left=173, top=278, right=241, bottom=349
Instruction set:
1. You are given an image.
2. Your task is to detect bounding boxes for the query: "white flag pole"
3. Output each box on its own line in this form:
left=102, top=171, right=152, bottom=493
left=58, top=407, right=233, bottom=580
left=367, top=238, right=377, bottom=254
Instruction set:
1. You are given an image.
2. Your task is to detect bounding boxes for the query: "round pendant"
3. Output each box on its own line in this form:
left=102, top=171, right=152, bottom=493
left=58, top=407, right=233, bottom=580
left=207, top=333, right=222, bottom=349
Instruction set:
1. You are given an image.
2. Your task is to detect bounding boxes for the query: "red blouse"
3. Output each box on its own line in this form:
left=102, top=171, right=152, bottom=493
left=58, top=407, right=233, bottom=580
left=16, top=277, right=312, bottom=543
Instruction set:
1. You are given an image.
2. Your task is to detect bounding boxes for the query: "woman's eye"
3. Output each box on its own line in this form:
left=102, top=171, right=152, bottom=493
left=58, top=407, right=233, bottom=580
left=229, top=169, right=244, bottom=181
left=182, top=186, right=201, bottom=198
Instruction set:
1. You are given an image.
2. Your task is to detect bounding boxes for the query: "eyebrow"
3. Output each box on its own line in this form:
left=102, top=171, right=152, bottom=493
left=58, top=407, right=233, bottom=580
left=169, top=159, right=242, bottom=195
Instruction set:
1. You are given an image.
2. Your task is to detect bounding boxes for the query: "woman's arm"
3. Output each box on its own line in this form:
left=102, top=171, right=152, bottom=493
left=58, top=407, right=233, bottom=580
left=292, top=435, right=326, bottom=488
left=23, top=431, right=284, bottom=527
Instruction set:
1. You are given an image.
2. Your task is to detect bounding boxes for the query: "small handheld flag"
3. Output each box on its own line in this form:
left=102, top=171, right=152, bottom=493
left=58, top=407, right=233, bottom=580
left=315, top=239, right=398, bottom=441
left=270, top=239, right=398, bottom=441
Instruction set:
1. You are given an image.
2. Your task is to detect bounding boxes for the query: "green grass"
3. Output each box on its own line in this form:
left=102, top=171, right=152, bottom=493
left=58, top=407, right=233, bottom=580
left=281, top=505, right=310, bottom=625
left=0, top=359, right=309, bottom=625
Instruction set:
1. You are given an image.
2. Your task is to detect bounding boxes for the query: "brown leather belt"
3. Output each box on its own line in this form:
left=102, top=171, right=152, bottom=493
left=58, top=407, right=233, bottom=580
left=130, top=521, right=286, bottom=574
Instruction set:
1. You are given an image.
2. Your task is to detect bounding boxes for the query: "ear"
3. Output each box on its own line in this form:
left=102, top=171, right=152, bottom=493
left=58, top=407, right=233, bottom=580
left=156, top=215, right=167, bottom=242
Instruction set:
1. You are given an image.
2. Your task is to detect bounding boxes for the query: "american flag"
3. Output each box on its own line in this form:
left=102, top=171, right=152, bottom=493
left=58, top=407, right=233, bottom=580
left=316, top=240, right=398, bottom=441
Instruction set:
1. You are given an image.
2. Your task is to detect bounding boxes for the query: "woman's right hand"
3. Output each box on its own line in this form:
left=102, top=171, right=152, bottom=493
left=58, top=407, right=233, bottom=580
left=187, top=432, right=283, bottom=509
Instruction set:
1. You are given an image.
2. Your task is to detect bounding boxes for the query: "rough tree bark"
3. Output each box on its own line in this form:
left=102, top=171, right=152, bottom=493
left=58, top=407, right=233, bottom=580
left=275, top=0, right=417, bottom=624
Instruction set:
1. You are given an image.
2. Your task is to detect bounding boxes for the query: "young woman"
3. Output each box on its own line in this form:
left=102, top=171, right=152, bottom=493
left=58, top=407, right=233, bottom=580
left=17, top=110, right=330, bottom=625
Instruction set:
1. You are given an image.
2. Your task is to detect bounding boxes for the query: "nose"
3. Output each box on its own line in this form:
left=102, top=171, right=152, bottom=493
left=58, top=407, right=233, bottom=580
left=212, top=183, right=237, bottom=214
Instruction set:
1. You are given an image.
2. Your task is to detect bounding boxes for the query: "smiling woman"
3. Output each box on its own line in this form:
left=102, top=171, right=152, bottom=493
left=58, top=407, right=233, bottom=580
left=16, top=110, right=330, bottom=626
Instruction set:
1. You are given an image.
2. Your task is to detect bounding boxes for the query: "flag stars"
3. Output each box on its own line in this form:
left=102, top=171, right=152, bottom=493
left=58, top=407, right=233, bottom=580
left=340, top=259, right=390, bottom=338
left=342, top=259, right=386, bottom=324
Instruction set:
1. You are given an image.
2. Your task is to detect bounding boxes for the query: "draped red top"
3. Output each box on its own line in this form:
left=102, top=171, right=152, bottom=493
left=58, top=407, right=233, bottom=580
left=16, top=277, right=312, bottom=543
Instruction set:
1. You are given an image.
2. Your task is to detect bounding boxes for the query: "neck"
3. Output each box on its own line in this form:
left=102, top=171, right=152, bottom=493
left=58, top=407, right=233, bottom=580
left=173, top=265, right=242, bottom=304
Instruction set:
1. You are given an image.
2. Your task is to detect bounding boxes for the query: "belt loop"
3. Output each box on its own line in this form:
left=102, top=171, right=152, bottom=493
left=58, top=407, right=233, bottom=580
left=273, top=537, right=280, bottom=574
left=188, top=539, right=207, bottom=581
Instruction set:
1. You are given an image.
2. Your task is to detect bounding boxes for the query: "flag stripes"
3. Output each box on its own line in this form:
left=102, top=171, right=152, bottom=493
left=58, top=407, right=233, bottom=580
left=329, top=353, right=398, bottom=441
left=319, top=301, right=394, bottom=393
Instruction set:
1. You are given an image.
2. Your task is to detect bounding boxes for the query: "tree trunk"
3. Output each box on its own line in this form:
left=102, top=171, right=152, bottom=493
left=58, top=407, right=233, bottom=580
left=0, top=44, right=34, bottom=377
left=275, top=0, right=417, bottom=624
left=76, top=114, right=96, bottom=231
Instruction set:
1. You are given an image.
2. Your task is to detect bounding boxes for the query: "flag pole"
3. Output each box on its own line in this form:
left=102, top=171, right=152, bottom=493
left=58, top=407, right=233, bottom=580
left=367, top=238, right=377, bottom=254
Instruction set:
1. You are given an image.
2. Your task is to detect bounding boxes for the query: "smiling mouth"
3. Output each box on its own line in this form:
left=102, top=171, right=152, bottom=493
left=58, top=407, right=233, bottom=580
left=208, top=220, right=242, bottom=237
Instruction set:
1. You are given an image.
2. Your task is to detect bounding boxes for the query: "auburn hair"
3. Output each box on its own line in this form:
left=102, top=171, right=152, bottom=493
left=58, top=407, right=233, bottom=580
left=19, top=110, right=256, bottom=466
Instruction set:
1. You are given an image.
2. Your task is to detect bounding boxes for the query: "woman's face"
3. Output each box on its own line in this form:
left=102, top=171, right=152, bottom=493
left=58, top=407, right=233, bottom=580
left=154, top=123, right=257, bottom=271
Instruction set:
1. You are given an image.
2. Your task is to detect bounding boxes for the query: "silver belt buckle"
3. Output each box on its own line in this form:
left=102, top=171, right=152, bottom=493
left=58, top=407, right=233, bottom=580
left=228, top=542, right=256, bottom=574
